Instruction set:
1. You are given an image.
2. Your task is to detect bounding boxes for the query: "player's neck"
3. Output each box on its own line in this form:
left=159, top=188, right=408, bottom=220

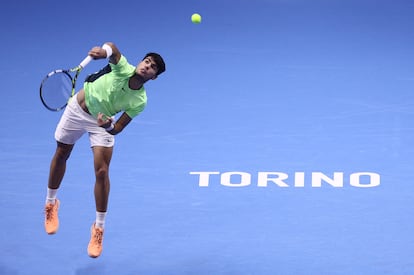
left=129, top=76, right=144, bottom=90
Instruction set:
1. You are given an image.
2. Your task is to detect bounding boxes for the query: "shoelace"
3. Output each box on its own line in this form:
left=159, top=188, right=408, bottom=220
left=93, top=229, right=103, bottom=245
left=45, top=204, right=54, bottom=221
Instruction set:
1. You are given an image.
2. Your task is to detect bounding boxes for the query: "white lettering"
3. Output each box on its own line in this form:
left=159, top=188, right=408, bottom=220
left=294, top=172, right=305, bottom=187
left=350, top=172, right=380, bottom=188
left=189, top=171, right=380, bottom=188
left=189, top=171, right=220, bottom=187
left=257, top=172, right=289, bottom=187
left=312, top=172, right=343, bottom=187
left=221, top=172, right=251, bottom=187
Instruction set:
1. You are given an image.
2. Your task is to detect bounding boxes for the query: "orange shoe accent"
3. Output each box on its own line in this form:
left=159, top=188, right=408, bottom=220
left=44, top=199, right=60, bottom=234
left=87, top=223, right=104, bottom=258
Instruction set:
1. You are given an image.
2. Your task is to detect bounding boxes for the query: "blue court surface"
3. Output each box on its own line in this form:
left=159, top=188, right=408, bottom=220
left=1, top=0, right=414, bottom=274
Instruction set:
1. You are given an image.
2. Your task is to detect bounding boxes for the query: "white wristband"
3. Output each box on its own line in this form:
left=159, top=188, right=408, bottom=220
left=105, top=123, right=115, bottom=131
left=102, top=44, right=113, bottom=58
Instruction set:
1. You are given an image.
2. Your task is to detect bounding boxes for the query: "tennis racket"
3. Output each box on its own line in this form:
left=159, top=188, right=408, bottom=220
left=40, top=56, right=92, bottom=111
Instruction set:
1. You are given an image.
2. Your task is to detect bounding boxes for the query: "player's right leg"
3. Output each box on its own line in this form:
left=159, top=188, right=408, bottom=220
left=44, top=95, right=84, bottom=234
left=44, top=142, right=74, bottom=234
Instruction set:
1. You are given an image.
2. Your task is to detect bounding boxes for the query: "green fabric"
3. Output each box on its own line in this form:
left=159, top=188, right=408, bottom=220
left=84, top=55, right=147, bottom=119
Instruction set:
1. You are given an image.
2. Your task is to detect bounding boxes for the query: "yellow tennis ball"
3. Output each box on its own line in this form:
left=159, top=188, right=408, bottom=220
left=191, top=13, right=202, bottom=24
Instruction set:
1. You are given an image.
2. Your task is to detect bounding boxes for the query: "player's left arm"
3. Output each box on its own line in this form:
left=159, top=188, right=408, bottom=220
left=97, top=112, right=132, bottom=135
left=108, top=112, right=132, bottom=135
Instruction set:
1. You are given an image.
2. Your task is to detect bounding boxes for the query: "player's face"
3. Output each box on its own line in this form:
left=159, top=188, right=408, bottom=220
left=136, top=56, right=158, bottom=80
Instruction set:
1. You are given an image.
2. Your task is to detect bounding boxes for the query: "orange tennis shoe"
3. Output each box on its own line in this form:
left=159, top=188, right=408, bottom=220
left=44, top=199, right=60, bottom=234
left=87, top=223, right=104, bottom=258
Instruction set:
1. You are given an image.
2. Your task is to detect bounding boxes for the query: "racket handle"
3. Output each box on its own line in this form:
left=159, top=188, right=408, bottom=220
left=79, top=56, right=93, bottom=69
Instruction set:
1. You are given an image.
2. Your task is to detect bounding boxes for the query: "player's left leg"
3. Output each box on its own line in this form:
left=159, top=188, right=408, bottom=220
left=88, top=145, right=113, bottom=258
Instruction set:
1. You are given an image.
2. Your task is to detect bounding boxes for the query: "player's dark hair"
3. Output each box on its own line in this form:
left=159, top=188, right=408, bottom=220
left=143, top=52, right=166, bottom=76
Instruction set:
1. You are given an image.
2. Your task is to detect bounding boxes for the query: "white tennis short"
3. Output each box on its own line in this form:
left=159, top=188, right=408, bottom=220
left=54, top=96, right=115, bottom=147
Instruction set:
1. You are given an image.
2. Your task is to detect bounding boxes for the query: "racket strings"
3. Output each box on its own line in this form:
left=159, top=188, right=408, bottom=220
left=40, top=71, right=74, bottom=111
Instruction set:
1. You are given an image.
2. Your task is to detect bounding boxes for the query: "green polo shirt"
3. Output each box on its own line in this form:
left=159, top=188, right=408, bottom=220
left=84, top=55, right=147, bottom=119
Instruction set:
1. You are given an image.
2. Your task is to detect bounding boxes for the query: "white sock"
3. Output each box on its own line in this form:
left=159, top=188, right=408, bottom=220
left=46, top=188, right=58, bottom=204
left=96, top=212, right=107, bottom=229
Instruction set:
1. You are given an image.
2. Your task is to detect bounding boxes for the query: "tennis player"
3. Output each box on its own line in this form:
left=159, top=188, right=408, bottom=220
left=43, top=42, right=166, bottom=258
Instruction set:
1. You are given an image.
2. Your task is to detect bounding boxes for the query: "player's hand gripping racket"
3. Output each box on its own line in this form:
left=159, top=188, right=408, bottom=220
left=39, top=56, right=92, bottom=111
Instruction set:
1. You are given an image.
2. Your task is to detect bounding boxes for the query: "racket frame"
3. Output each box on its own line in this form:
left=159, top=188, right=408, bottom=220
left=40, top=56, right=92, bottom=112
